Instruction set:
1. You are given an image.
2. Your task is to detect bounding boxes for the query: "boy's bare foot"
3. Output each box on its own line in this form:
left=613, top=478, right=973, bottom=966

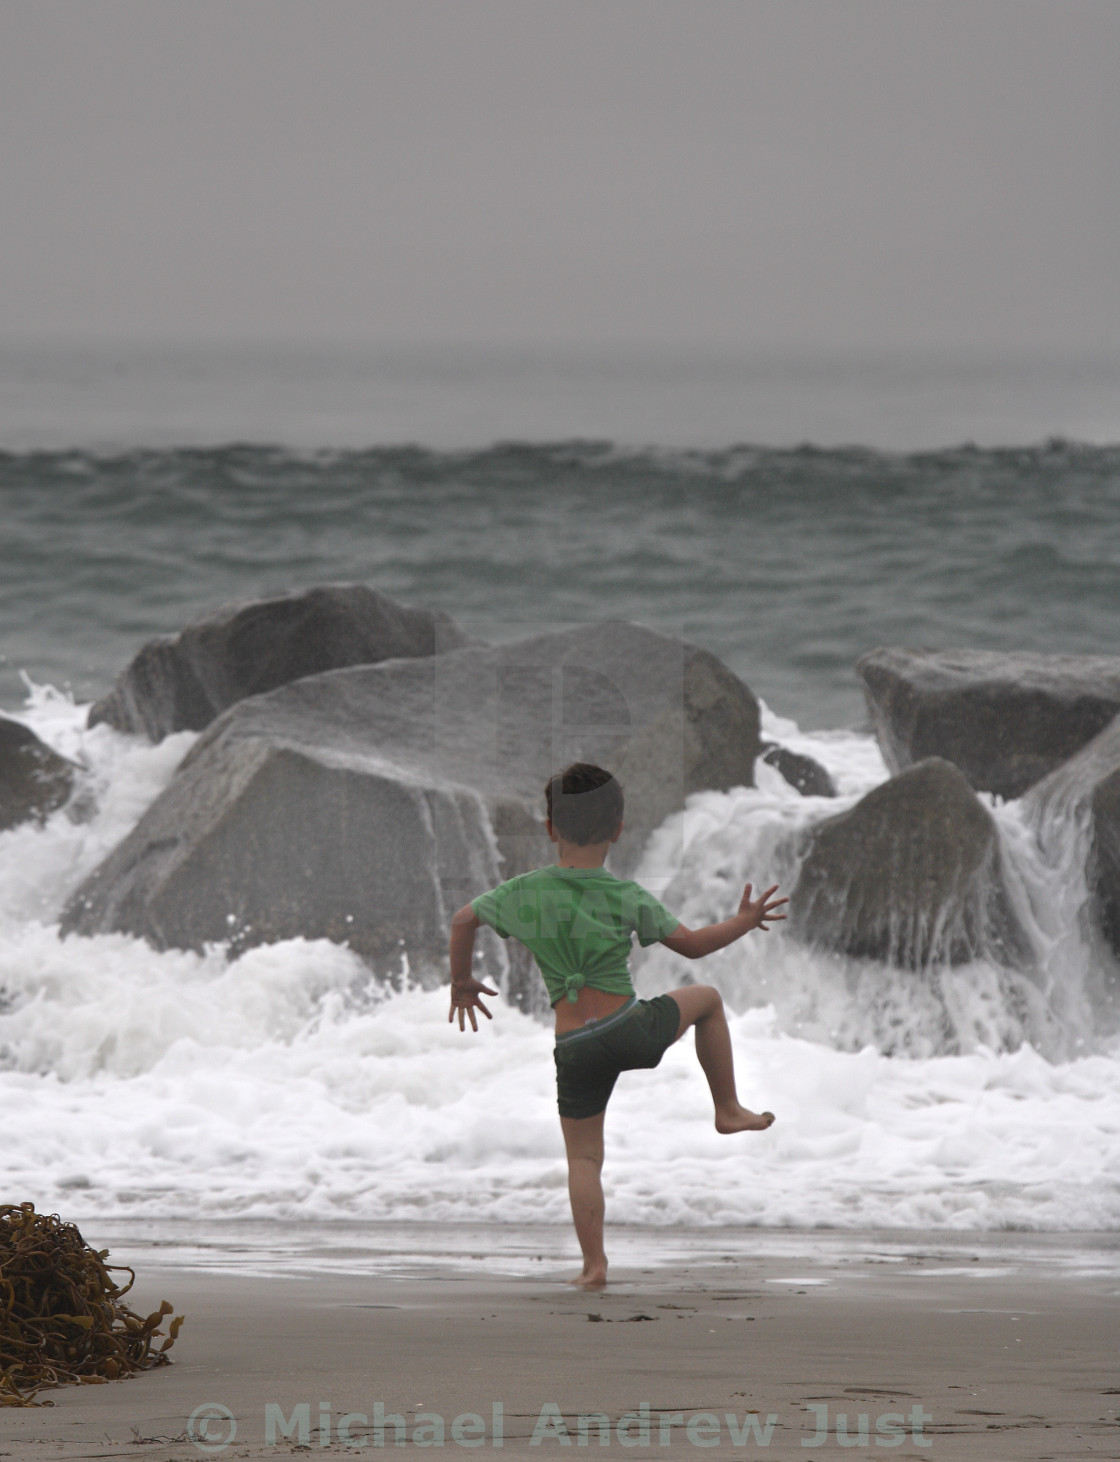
left=715, top=1104, right=776, bottom=1134
left=569, top=1261, right=608, bottom=1290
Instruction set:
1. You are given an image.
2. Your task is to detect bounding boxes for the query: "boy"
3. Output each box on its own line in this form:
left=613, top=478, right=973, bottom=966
left=449, top=762, right=785, bottom=1290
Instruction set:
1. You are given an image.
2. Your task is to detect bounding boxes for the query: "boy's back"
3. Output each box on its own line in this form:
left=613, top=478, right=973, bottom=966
left=469, top=863, right=680, bottom=1008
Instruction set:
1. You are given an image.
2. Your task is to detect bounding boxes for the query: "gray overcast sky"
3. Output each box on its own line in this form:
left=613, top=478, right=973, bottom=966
left=2, top=0, right=1118, bottom=353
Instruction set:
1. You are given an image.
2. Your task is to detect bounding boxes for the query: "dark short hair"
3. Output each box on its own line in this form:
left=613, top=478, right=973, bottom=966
left=545, top=763, right=624, bottom=846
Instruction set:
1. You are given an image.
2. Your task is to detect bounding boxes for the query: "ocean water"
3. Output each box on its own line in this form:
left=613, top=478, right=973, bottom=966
left=2, top=347, right=1119, bottom=1233
left=4, top=436, right=1120, bottom=729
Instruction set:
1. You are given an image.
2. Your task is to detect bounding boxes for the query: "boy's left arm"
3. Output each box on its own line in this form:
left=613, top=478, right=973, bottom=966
left=660, top=883, right=787, bottom=959
left=449, top=904, right=499, bottom=1032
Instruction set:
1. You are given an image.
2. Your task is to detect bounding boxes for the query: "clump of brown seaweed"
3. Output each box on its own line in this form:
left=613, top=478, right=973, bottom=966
left=0, top=1203, right=183, bottom=1406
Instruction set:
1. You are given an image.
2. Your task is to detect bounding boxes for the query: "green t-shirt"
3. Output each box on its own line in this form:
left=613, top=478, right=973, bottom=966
left=471, top=865, right=681, bottom=1006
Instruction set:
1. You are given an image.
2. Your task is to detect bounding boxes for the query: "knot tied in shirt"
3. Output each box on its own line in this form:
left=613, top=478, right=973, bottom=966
left=564, top=972, right=587, bottom=1003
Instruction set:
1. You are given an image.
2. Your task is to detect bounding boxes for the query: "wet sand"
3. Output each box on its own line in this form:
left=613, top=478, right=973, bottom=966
left=2, top=1226, right=1117, bottom=1460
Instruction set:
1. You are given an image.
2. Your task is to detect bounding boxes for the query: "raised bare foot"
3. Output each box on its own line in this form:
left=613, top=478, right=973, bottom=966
left=569, top=1262, right=608, bottom=1290
left=715, top=1105, right=775, bottom=1134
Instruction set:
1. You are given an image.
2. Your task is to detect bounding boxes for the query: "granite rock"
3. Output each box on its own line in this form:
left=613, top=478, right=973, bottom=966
left=1023, top=717, right=1120, bottom=960
left=858, top=647, right=1120, bottom=799
left=88, top=584, right=476, bottom=741
left=761, top=742, right=836, bottom=798
left=62, top=622, right=762, bottom=1008
left=789, top=757, right=1029, bottom=969
left=0, top=717, right=76, bottom=831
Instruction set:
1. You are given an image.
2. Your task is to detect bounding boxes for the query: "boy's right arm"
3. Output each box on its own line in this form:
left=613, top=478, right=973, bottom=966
left=449, top=904, right=499, bottom=1032
left=660, top=883, right=787, bottom=960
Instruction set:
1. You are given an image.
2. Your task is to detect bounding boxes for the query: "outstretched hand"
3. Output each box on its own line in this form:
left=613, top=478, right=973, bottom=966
left=449, top=978, right=499, bottom=1032
left=738, top=883, right=788, bottom=932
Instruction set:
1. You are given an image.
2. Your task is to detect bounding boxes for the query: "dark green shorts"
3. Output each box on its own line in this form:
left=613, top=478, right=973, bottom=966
left=553, top=994, right=682, bottom=1120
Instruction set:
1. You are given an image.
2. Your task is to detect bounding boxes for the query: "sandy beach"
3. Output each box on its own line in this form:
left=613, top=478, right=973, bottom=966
left=2, top=1224, right=1116, bottom=1461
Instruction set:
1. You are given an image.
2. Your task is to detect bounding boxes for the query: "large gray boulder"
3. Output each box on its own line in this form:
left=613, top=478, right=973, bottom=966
left=789, top=758, right=1029, bottom=969
left=858, top=648, right=1120, bottom=800
left=1091, top=770, right=1120, bottom=956
left=88, top=584, right=476, bottom=742
left=0, top=717, right=76, bottom=831
left=62, top=622, right=762, bottom=1007
left=1023, top=717, right=1120, bottom=959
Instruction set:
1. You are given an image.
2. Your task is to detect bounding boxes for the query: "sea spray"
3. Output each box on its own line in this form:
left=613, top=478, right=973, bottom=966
left=1, top=692, right=1118, bottom=1229
left=632, top=709, right=1110, bottom=1060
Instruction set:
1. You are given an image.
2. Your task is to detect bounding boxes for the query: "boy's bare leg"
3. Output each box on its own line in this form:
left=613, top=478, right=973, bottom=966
left=666, top=986, right=775, bottom=1133
left=560, top=1111, right=609, bottom=1288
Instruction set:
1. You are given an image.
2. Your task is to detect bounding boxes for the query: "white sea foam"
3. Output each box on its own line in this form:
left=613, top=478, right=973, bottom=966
left=2, top=692, right=1118, bottom=1230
